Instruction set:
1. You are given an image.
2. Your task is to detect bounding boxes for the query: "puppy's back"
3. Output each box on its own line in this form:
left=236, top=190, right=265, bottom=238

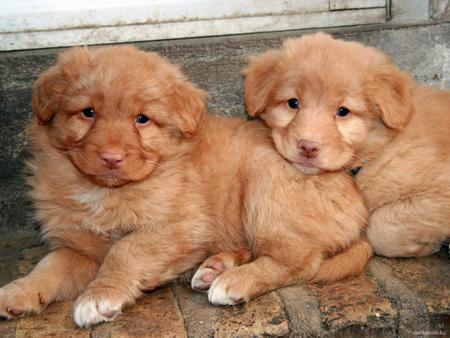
left=411, top=86, right=450, bottom=152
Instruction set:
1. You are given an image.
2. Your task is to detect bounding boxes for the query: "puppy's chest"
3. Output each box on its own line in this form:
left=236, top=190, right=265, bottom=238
left=71, top=188, right=163, bottom=237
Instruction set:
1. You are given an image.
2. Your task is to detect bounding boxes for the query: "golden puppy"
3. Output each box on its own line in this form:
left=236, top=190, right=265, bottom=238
left=244, top=32, right=450, bottom=258
left=0, top=45, right=370, bottom=328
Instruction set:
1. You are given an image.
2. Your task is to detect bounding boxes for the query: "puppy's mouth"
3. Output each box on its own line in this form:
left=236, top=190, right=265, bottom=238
left=89, top=170, right=130, bottom=188
left=70, top=158, right=130, bottom=187
left=292, top=160, right=322, bottom=175
left=69, top=150, right=158, bottom=188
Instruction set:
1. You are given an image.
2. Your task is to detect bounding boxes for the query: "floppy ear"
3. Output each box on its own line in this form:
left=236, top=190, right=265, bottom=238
left=32, top=66, right=63, bottom=125
left=32, top=47, right=94, bottom=125
left=243, top=50, right=281, bottom=117
left=172, top=81, right=207, bottom=138
left=366, top=64, right=415, bottom=130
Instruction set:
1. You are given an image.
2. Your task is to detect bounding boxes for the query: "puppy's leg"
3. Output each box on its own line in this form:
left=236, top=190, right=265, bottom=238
left=208, top=251, right=320, bottom=305
left=0, top=248, right=100, bottom=320
left=73, top=227, right=207, bottom=328
left=367, top=197, right=450, bottom=257
left=191, top=249, right=251, bottom=291
left=210, top=150, right=369, bottom=305
left=311, top=237, right=373, bottom=284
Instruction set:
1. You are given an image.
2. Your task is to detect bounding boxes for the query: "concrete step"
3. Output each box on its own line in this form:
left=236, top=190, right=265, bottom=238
left=0, top=22, right=449, bottom=337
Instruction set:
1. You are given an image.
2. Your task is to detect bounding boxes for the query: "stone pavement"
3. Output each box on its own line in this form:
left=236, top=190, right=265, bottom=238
left=0, top=19, right=450, bottom=338
left=0, top=230, right=448, bottom=338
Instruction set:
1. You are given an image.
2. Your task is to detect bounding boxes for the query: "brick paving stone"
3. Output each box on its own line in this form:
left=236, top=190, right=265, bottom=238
left=15, top=301, right=87, bottom=338
left=1, top=233, right=448, bottom=338
left=172, top=283, right=289, bottom=337
left=307, top=272, right=397, bottom=337
left=0, top=320, right=17, bottom=338
left=211, top=292, right=289, bottom=338
left=380, top=250, right=449, bottom=315
left=368, top=258, right=430, bottom=337
left=171, top=282, right=224, bottom=337
left=91, top=287, right=187, bottom=338
left=276, top=285, right=323, bottom=337
left=5, top=287, right=186, bottom=338
left=379, top=249, right=450, bottom=338
left=0, top=238, right=186, bottom=338
left=428, top=316, right=450, bottom=338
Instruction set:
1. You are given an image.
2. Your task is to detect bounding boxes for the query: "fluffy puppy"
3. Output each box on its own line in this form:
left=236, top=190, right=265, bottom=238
left=0, top=45, right=369, bottom=328
left=244, top=32, right=450, bottom=258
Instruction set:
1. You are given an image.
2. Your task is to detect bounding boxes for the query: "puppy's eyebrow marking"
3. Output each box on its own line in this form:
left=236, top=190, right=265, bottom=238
left=341, top=96, right=366, bottom=112
left=275, top=82, right=299, bottom=101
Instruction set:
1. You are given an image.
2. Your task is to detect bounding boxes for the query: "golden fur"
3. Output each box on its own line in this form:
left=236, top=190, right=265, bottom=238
left=244, top=32, right=450, bottom=258
left=0, top=45, right=369, bottom=327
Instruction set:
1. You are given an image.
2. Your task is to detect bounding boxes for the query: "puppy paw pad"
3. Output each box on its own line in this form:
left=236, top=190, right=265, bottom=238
left=7, top=308, right=25, bottom=317
left=191, top=267, right=221, bottom=291
left=210, top=261, right=226, bottom=272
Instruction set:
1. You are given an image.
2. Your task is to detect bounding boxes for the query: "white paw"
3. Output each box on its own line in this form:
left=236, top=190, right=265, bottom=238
left=207, top=279, right=244, bottom=306
left=73, top=296, right=121, bottom=328
left=191, top=267, right=221, bottom=291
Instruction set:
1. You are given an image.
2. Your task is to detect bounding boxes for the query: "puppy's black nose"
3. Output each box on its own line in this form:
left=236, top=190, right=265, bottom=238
left=297, top=140, right=321, bottom=159
left=100, top=151, right=124, bottom=169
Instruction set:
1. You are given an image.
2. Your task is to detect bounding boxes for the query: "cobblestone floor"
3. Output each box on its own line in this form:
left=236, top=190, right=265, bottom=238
left=0, top=230, right=448, bottom=337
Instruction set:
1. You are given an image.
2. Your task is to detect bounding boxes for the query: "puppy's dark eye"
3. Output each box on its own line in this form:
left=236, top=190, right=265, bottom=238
left=287, top=98, right=300, bottom=109
left=82, top=107, right=96, bottom=119
left=136, top=114, right=150, bottom=124
left=336, top=107, right=351, bottom=118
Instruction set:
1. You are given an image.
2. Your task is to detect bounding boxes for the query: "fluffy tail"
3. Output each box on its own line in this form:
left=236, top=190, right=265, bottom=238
left=311, top=237, right=374, bottom=284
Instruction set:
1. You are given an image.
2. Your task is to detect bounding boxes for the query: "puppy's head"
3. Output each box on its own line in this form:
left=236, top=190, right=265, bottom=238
left=32, top=45, right=206, bottom=187
left=244, top=32, right=414, bottom=174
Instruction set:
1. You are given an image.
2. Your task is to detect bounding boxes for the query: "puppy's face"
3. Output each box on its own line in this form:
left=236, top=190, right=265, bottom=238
left=244, top=33, right=414, bottom=174
left=32, top=46, right=206, bottom=187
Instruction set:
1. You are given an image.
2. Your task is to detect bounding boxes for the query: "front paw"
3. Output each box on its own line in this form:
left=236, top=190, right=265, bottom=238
left=191, top=259, right=227, bottom=291
left=73, top=288, right=125, bottom=328
left=0, top=278, right=48, bottom=320
left=207, top=270, right=249, bottom=306
left=191, top=249, right=251, bottom=292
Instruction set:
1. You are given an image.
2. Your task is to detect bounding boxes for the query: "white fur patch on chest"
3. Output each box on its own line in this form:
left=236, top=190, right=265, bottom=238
left=71, top=187, right=148, bottom=238
left=72, top=188, right=108, bottom=213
